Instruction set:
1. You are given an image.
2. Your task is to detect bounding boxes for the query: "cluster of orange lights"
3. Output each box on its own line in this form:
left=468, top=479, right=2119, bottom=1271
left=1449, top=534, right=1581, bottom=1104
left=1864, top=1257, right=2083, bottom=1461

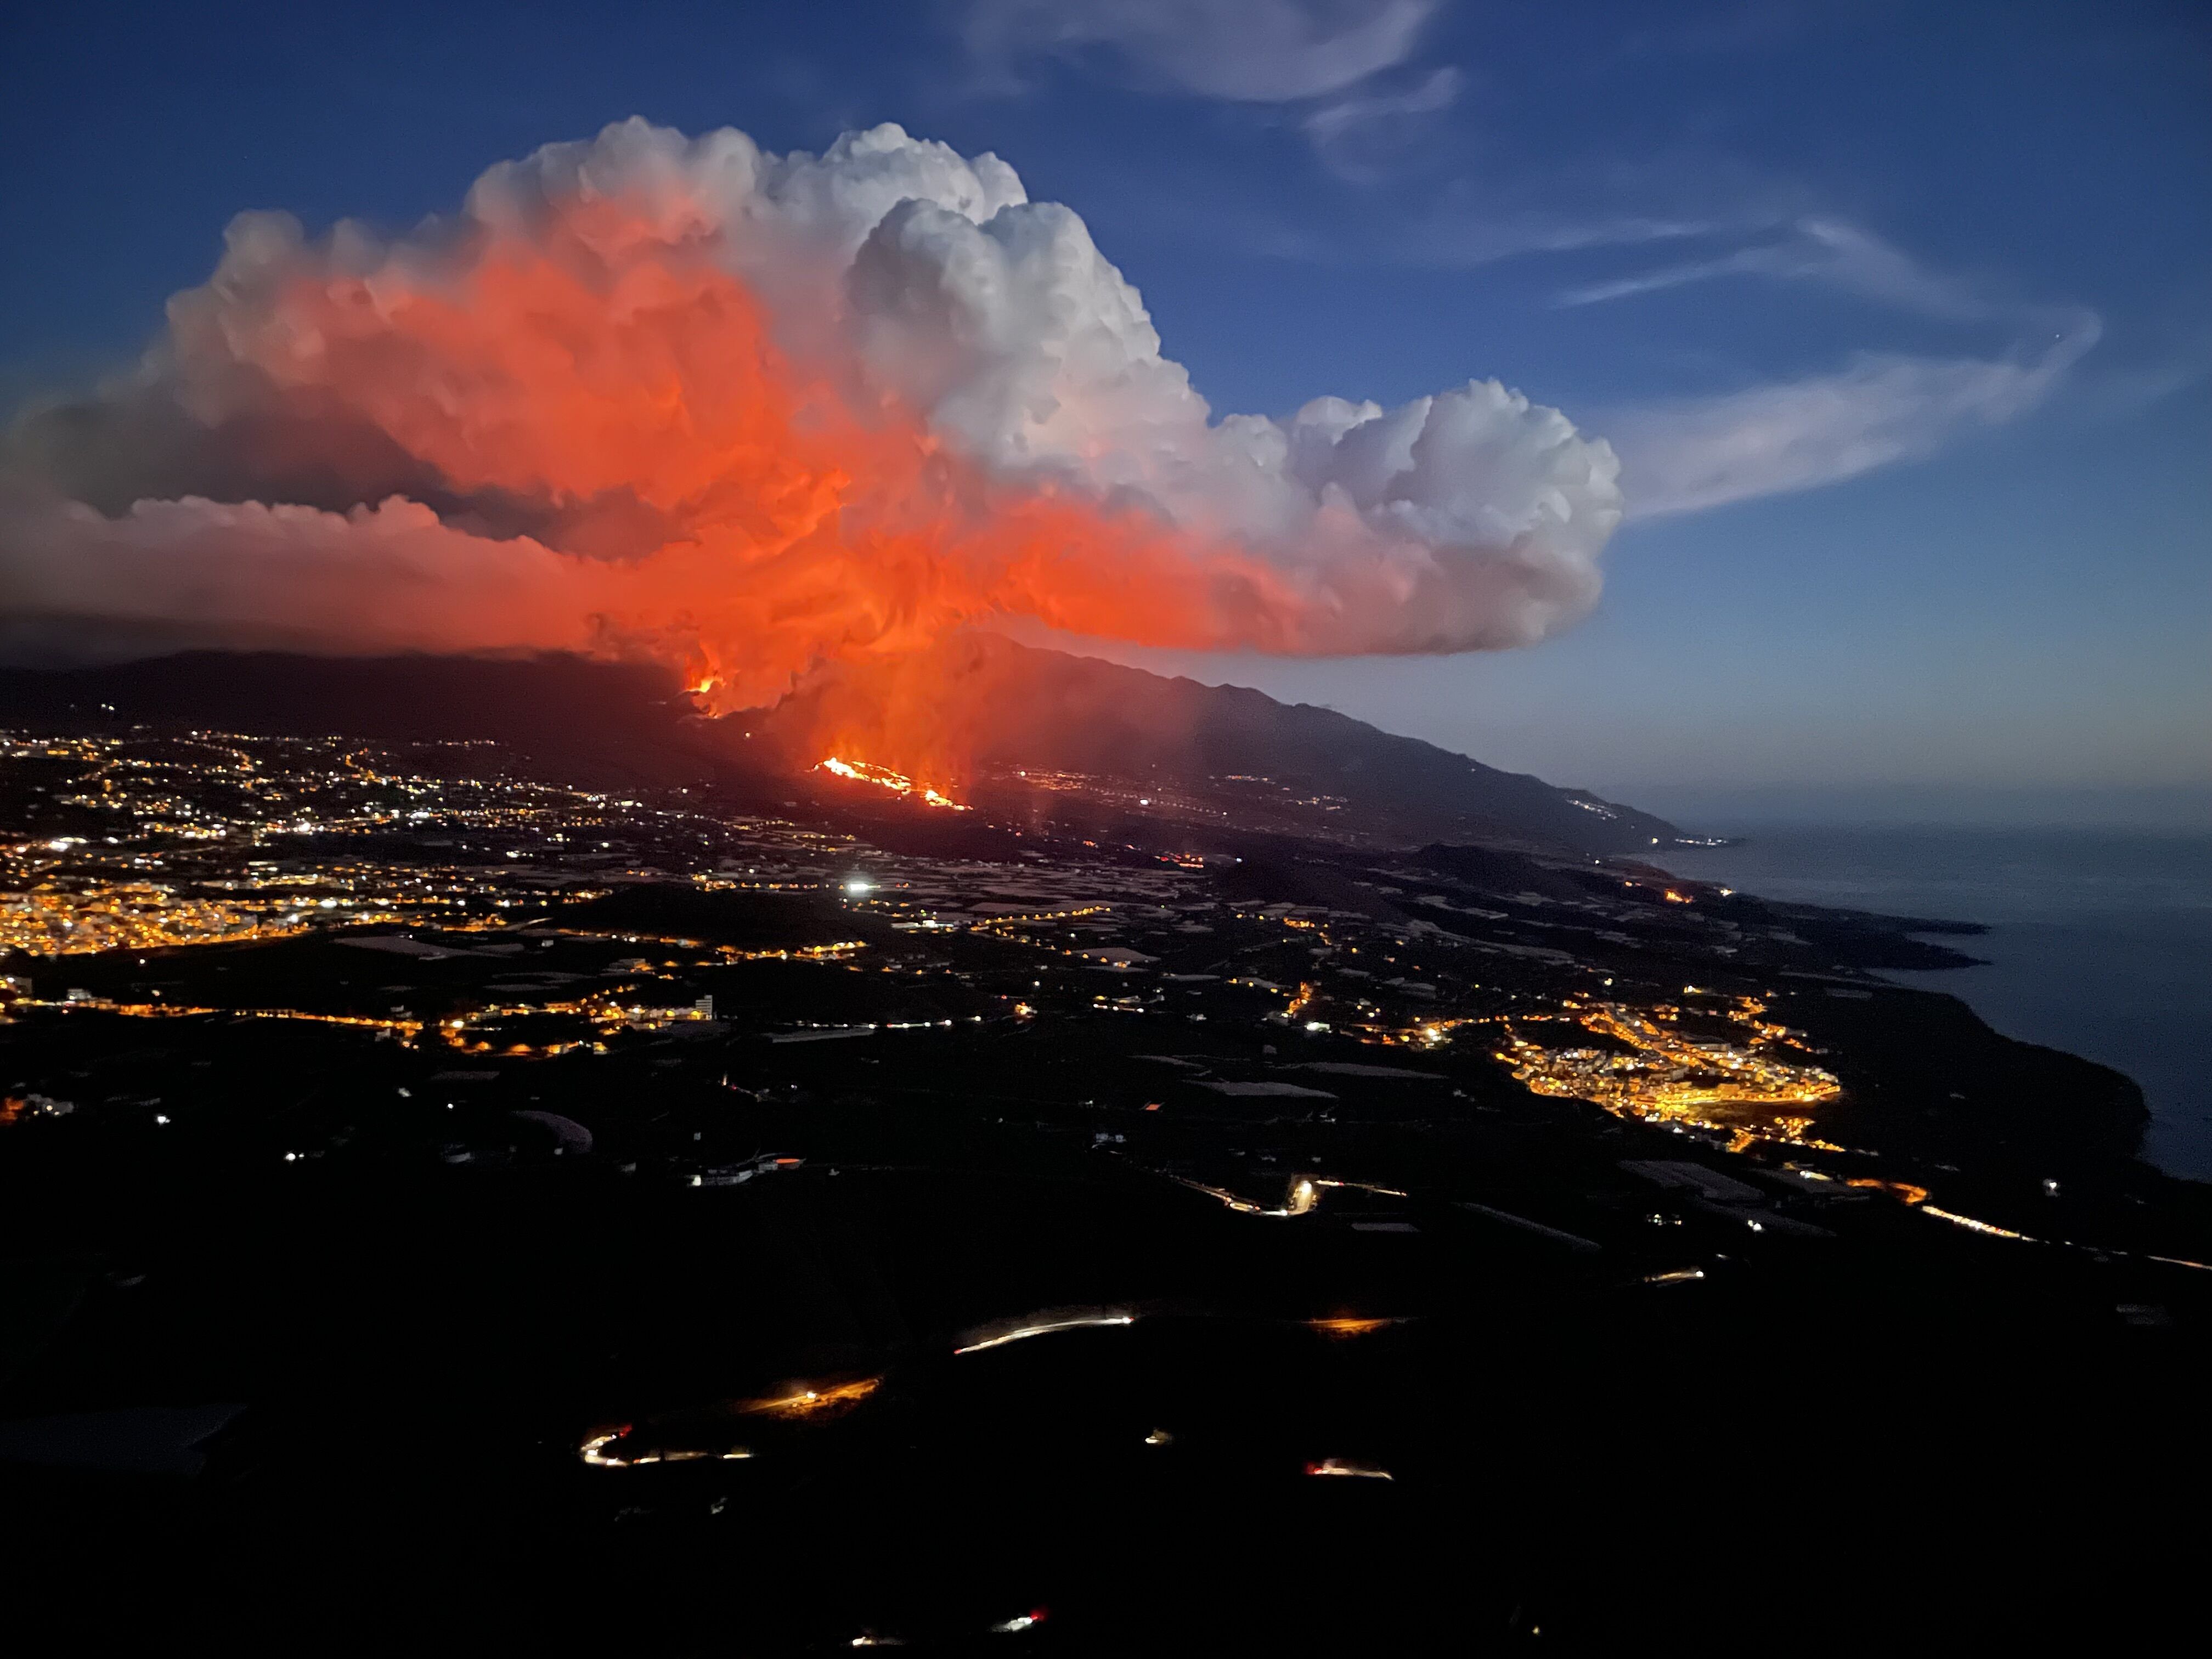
left=1308, top=1316, right=1398, bottom=1338
left=738, top=1376, right=883, bottom=1420
left=1847, top=1177, right=1931, bottom=1206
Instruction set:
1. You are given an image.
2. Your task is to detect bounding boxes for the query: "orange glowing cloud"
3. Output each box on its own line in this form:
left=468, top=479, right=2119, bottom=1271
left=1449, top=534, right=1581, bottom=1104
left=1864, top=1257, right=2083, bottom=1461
left=1, top=120, right=1623, bottom=777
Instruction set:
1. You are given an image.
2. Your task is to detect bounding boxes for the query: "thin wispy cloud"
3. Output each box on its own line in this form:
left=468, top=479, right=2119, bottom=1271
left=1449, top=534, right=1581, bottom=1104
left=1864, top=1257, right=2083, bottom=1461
left=956, top=0, right=1441, bottom=103
left=1568, top=215, right=2103, bottom=515
left=1609, top=316, right=2102, bottom=517
left=1099, top=180, right=1719, bottom=273
left=1390, top=204, right=1723, bottom=269
left=1555, top=218, right=1998, bottom=320
left=1302, top=64, right=1462, bottom=179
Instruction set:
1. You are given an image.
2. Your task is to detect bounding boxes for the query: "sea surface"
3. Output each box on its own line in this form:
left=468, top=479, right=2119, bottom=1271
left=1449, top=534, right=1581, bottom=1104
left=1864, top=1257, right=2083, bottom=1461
left=1652, top=826, right=2212, bottom=1182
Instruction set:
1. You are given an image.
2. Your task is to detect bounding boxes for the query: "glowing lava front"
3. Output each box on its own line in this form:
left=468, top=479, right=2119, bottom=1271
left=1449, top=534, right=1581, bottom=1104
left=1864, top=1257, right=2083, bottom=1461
left=816, top=756, right=969, bottom=811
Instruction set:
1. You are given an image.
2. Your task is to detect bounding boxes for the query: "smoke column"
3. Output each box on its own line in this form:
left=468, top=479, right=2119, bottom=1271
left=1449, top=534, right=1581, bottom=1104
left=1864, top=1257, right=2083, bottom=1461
left=0, top=120, right=1621, bottom=774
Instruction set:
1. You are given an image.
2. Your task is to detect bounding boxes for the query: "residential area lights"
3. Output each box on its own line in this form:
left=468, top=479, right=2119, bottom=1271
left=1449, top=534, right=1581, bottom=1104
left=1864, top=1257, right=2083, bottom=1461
left=0, top=884, right=383, bottom=955
left=1499, top=994, right=1843, bottom=1150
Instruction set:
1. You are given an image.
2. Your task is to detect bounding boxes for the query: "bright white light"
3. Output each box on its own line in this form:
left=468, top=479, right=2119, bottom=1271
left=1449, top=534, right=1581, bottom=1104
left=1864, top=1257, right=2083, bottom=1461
left=843, top=877, right=876, bottom=895
left=953, top=1314, right=1134, bottom=1355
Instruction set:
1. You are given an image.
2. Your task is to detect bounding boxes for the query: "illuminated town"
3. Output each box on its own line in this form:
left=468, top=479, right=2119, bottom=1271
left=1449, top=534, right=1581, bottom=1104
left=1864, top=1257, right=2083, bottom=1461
left=1498, top=992, right=1845, bottom=1149
left=1, top=715, right=2203, bottom=1651
left=2, top=721, right=2177, bottom=1255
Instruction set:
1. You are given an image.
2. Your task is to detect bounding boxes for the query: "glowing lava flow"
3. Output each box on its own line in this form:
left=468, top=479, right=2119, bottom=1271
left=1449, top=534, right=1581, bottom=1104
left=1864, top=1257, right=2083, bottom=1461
left=816, top=757, right=969, bottom=810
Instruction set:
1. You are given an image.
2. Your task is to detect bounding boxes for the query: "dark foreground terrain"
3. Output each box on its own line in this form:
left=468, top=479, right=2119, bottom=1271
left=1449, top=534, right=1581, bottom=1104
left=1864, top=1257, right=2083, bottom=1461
left=0, top=668, right=2207, bottom=1652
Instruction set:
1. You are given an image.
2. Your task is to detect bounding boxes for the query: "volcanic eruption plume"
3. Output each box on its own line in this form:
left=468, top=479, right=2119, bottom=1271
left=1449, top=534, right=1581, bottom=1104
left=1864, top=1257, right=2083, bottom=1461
left=0, top=120, right=1621, bottom=787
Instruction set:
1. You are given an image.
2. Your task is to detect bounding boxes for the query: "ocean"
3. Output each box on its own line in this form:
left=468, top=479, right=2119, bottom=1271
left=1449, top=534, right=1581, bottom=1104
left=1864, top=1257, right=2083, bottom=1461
left=1650, top=826, right=2212, bottom=1182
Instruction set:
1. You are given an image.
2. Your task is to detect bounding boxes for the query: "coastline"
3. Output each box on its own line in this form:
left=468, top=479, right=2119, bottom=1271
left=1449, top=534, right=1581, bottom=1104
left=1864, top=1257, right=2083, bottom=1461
left=1655, top=823, right=2212, bottom=1182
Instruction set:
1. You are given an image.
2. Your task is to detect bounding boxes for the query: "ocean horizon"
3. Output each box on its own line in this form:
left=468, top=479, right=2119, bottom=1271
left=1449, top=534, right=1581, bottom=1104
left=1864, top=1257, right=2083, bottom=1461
left=1651, top=822, right=2212, bottom=1182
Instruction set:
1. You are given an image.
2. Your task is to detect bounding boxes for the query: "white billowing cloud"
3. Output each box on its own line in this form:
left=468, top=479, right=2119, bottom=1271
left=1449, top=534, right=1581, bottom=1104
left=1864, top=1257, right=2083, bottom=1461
left=1609, top=320, right=2101, bottom=517
left=467, top=119, right=1029, bottom=266
left=841, top=167, right=1618, bottom=644
left=2, top=117, right=1623, bottom=667
left=848, top=196, right=1212, bottom=487
left=959, top=0, right=1440, bottom=101
left=1284, top=383, right=1621, bottom=646
left=150, top=121, right=1040, bottom=442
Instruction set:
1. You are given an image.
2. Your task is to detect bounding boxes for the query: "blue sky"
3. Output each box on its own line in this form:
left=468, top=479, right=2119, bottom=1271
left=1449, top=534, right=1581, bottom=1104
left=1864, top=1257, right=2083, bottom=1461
left=4, top=0, right=2207, bottom=822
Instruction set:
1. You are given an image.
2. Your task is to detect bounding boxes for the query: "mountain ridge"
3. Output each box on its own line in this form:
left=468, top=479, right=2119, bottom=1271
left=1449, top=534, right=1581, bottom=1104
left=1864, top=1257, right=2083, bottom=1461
left=0, top=645, right=1681, bottom=855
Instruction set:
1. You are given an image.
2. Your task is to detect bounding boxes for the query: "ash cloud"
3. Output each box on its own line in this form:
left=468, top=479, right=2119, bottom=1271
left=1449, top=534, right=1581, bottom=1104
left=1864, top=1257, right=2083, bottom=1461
left=0, top=119, right=1621, bottom=692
